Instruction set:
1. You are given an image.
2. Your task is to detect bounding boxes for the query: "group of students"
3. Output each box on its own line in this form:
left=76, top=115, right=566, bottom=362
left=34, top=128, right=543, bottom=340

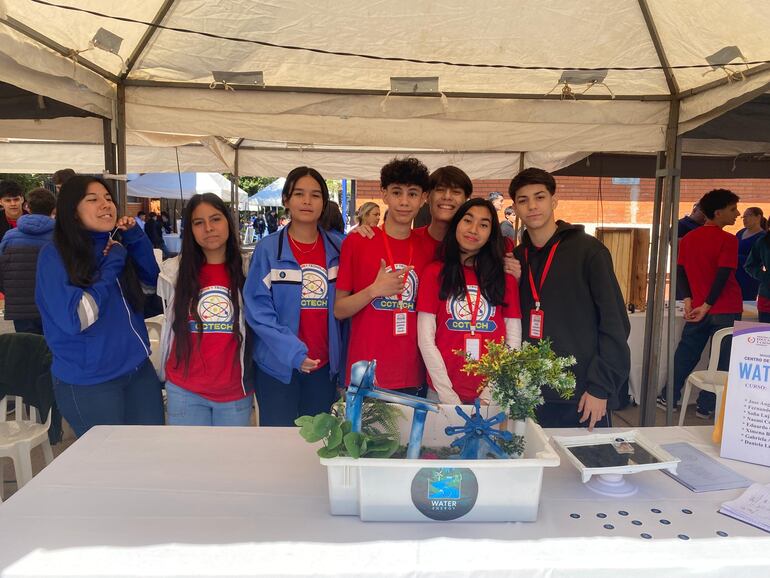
left=29, top=158, right=633, bottom=439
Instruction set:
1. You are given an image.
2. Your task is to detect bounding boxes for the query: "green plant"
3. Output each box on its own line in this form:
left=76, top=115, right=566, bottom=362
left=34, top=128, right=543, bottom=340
left=295, top=400, right=402, bottom=459
left=461, top=337, right=576, bottom=421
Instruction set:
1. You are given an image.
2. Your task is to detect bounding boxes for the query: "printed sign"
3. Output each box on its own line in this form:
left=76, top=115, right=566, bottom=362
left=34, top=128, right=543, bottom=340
left=720, top=321, right=770, bottom=467
left=410, top=467, right=478, bottom=521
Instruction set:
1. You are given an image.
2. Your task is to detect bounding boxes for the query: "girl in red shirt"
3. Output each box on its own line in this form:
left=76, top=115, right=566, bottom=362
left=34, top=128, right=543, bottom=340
left=158, top=193, right=252, bottom=426
left=417, top=198, right=522, bottom=404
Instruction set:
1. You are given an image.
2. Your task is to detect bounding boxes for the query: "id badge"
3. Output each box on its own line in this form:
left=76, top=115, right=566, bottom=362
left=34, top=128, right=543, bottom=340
left=464, top=335, right=481, bottom=360
left=394, top=311, right=408, bottom=336
left=529, top=309, right=544, bottom=340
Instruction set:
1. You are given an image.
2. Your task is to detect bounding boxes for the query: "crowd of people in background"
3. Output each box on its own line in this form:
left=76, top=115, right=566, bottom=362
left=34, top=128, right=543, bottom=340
left=0, top=160, right=766, bottom=439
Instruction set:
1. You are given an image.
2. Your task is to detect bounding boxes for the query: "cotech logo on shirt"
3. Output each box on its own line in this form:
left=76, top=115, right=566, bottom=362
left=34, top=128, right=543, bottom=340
left=445, top=285, right=497, bottom=332
left=191, top=285, right=234, bottom=332
left=410, top=467, right=478, bottom=521
left=372, top=264, right=418, bottom=311
left=300, top=264, right=328, bottom=309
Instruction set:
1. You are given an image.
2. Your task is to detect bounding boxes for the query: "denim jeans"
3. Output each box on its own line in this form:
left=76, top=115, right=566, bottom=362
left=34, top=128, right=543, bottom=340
left=672, top=313, right=741, bottom=412
left=166, top=381, right=253, bottom=426
left=759, top=311, right=770, bottom=324
left=53, top=359, right=165, bottom=438
left=255, top=364, right=337, bottom=426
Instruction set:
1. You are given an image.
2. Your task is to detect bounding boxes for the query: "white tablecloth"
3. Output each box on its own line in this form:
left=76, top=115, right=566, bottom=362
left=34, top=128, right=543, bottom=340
left=1, top=426, right=768, bottom=577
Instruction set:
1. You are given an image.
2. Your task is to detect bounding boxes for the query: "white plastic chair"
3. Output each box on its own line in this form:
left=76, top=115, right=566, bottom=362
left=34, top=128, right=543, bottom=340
left=678, top=327, right=733, bottom=427
left=0, top=395, right=53, bottom=501
left=145, top=314, right=165, bottom=375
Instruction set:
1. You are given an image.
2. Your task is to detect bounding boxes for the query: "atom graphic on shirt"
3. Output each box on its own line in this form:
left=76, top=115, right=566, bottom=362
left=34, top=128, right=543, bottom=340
left=449, top=286, right=491, bottom=321
left=197, top=286, right=233, bottom=322
left=301, top=264, right=328, bottom=299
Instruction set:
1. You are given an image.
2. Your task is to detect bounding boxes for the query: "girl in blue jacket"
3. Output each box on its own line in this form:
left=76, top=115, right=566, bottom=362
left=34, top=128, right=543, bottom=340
left=35, top=176, right=164, bottom=437
left=244, top=167, right=345, bottom=426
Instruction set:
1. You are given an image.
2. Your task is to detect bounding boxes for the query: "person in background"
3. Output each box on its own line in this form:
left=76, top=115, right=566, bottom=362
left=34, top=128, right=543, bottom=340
left=735, top=207, right=766, bottom=301
left=35, top=175, right=164, bottom=437
left=245, top=167, right=345, bottom=426
left=0, top=188, right=56, bottom=334
left=158, top=193, right=253, bottom=426
left=52, top=168, right=76, bottom=194
left=356, top=202, right=381, bottom=228
left=136, top=211, right=147, bottom=231
left=745, top=226, right=770, bottom=323
left=509, top=168, right=630, bottom=430
left=335, top=157, right=434, bottom=395
left=500, top=206, right=517, bottom=242
left=160, top=211, right=173, bottom=234
left=417, top=198, right=521, bottom=405
left=0, top=180, right=26, bottom=243
left=487, top=191, right=503, bottom=214
left=678, top=202, right=707, bottom=239
left=661, top=189, right=743, bottom=418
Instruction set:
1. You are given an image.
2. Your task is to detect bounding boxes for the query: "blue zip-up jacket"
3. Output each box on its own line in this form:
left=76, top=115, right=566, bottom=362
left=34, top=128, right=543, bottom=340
left=244, top=227, right=344, bottom=384
left=0, top=213, right=54, bottom=254
left=35, top=225, right=160, bottom=385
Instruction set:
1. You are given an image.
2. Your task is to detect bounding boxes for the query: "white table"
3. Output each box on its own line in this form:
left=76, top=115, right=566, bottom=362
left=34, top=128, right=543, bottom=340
left=162, top=233, right=181, bottom=253
left=0, top=426, right=768, bottom=577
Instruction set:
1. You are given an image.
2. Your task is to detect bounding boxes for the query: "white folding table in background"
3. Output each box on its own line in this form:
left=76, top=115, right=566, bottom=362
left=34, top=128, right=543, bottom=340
left=0, top=426, right=768, bottom=577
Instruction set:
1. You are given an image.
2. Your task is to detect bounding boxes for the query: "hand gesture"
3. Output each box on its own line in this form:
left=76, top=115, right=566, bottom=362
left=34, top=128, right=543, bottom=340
left=115, top=216, right=136, bottom=231
left=685, top=303, right=709, bottom=323
left=369, top=260, right=411, bottom=299
left=578, top=392, right=607, bottom=431
left=504, top=253, right=522, bottom=280
left=351, top=224, right=377, bottom=239
left=300, top=358, right=320, bottom=374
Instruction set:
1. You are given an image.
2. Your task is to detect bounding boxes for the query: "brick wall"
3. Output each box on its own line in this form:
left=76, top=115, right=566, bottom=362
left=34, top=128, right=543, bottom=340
left=355, top=177, right=770, bottom=234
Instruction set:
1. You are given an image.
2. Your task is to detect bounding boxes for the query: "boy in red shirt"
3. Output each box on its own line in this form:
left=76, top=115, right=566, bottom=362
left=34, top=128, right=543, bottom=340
left=660, top=188, right=743, bottom=417
left=335, top=158, right=434, bottom=394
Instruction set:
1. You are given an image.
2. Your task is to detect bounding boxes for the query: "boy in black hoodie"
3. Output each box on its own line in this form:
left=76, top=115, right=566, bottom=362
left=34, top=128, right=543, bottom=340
left=509, top=168, right=630, bottom=430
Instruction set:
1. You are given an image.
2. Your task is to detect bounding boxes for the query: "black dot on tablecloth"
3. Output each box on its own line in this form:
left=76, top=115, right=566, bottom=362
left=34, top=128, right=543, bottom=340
left=717, top=531, right=729, bottom=537
left=681, top=508, right=693, bottom=514
left=651, top=508, right=662, bottom=514
left=570, top=513, right=580, bottom=519
left=641, top=533, right=653, bottom=539
left=604, top=524, right=615, bottom=530
left=678, top=534, right=690, bottom=540
left=632, top=520, right=643, bottom=526
left=596, top=513, right=607, bottom=518
left=618, top=510, right=629, bottom=516
left=660, top=519, right=671, bottom=525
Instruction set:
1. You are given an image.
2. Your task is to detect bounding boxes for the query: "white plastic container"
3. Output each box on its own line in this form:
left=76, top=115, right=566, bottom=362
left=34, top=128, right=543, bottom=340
left=320, top=404, right=560, bottom=522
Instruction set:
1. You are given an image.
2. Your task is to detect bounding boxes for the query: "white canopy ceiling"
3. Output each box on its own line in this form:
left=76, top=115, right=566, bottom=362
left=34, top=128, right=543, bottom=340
left=127, top=171, right=249, bottom=202
left=1, top=1, right=770, bottom=177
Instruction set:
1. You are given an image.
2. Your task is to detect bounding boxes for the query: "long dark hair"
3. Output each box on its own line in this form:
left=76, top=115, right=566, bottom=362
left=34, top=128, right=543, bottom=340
left=172, top=193, right=245, bottom=371
left=54, top=175, right=145, bottom=311
left=439, top=198, right=506, bottom=306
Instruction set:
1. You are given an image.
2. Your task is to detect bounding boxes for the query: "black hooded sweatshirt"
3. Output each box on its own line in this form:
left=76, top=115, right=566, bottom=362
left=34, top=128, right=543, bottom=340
left=513, top=221, right=630, bottom=409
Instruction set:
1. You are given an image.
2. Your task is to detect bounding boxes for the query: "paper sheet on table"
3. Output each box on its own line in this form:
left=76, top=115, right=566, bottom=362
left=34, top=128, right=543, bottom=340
left=661, top=442, right=752, bottom=492
left=719, top=483, right=770, bottom=533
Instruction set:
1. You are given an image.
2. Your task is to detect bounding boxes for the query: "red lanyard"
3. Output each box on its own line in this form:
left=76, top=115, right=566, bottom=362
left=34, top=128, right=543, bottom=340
left=462, top=268, right=483, bottom=335
left=381, top=232, right=413, bottom=308
left=525, top=241, right=561, bottom=310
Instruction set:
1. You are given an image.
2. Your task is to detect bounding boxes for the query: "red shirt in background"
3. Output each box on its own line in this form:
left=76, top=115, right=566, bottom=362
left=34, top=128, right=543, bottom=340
left=289, top=236, right=329, bottom=370
left=7, top=218, right=17, bottom=228
left=166, top=263, right=245, bottom=401
left=417, top=262, right=521, bottom=402
left=337, top=227, right=434, bottom=389
left=678, top=224, right=742, bottom=315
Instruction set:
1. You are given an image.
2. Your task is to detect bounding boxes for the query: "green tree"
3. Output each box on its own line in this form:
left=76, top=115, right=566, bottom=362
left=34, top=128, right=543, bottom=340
left=0, top=173, right=47, bottom=191
left=237, top=176, right=278, bottom=196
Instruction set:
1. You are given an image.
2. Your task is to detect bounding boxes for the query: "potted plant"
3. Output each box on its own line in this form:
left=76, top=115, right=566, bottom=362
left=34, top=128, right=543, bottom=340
left=461, top=337, right=577, bottom=438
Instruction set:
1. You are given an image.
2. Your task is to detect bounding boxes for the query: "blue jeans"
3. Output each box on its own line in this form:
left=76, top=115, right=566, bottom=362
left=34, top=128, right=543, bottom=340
left=672, top=313, right=741, bottom=412
left=166, top=381, right=253, bottom=426
left=53, top=359, right=165, bottom=438
left=759, top=311, right=770, bottom=323
left=255, top=364, right=337, bottom=426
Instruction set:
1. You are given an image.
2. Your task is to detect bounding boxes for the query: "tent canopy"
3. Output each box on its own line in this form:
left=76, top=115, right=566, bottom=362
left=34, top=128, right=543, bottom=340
left=2, top=1, right=770, bottom=178
left=127, top=172, right=248, bottom=203
left=248, top=178, right=285, bottom=207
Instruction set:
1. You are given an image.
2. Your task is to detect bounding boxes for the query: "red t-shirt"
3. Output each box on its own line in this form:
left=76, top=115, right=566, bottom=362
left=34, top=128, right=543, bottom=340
left=417, top=262, right=521, bottom=402
left=289, top=236, right=329, bottom=370
left=678, top=224, right=742, bottom=314
left=337, top=228, right=435, bottom=390
left=412, top=225, right=442, bottom=262
left=758, top=295, right=770, bottom=313
left=165, top=263, right=244, bottom=402
left=7, top=218, right=17, bottom=228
